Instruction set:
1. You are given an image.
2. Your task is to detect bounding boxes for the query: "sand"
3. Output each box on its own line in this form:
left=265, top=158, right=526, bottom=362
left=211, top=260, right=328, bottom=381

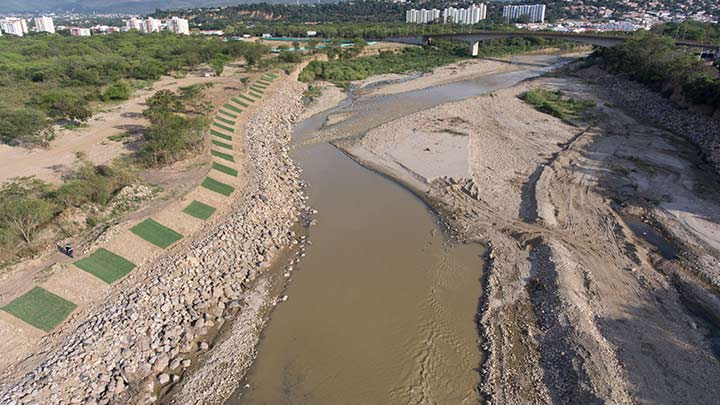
left=333, top=73, right=720, bottom=403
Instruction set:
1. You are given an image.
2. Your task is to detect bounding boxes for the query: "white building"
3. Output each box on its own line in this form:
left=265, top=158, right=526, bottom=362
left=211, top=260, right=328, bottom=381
left=443, top=4, right=487, bottom=24
left=166, top=16, right=189, bottom=35
left=405, top=8, right=441, bottom=24
left=142, top=17, right=161, bottom=33
left=408, top=4, right=486, bottom=25
left=1, top=18, right=29, bottom=37
left=125, top=17, right=143, bottom=31
left=503, top=4, right=546, bottom=23
left=70, top=27, right=91, bottom=37
left=34, top=16, right=55, bottom=33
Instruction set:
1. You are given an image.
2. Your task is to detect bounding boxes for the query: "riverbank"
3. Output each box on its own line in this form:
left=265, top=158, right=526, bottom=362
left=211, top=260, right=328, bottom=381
left=308, top=58, right=720, bottom=402
left=0, top=76, right=309, bottom=404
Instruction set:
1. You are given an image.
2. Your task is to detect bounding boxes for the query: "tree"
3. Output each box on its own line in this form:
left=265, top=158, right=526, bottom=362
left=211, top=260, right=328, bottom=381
left=210, top=54, right=230, bottom=76
left=292, top=41, right=301, bottom=50
left=0, top=178, right=55, bottom=245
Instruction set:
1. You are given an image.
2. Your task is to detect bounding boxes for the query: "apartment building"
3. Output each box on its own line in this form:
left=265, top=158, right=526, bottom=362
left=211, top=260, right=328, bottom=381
left=406, top=8, right=441, bottom=24
left=141, top=17, right=161, bottom=33
left=125, top=17, right=143, bottom=31
left=166, top=16, right=190, bottom=35
left=34, top=16, right=55, bottom=33
left=502, top=4, right=546, bottom=23
left=0, top=18, right=29, bottom=37
left=443, top=4, right=487, bottom=24
left=70, top=27, right=91, bottom=36
left=407, top=4, right=487, bottom=25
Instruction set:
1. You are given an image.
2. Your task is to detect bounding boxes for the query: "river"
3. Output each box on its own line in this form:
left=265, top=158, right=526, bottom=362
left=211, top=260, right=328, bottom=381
left=230, top=54, right=579, bottom=404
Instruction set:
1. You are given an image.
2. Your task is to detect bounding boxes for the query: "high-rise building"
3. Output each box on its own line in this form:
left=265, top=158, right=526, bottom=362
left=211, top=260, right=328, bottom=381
left=34, top=16, right=55, bottom=33
left=502, top=4, right=546, bottom=23
left=405, top=8, right=441, bottom=24
left=0, top=18, right=29, bottom=37
left=125, top=17, right=143, bottom=31
left=166, top=16, right=190, bottom=35
left=442, top=4, right=487, bottom=24
left=142, top=17, right=161, bottom=33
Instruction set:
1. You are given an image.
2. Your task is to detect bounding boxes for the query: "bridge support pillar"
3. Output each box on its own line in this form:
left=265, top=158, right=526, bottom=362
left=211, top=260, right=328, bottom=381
left=469, top=41, right=479, bottom=57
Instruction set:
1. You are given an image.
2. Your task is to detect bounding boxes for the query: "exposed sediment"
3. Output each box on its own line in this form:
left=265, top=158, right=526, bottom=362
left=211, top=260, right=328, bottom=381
left=0, top=79, right=308, bottom=404
left=333, top=71, right=720, bottom=403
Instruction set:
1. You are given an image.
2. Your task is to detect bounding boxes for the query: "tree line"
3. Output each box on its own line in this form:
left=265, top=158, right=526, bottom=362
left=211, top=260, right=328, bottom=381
left=0, top=31, right=267, bottom=146
left=590, top=31, right=720, bottom=110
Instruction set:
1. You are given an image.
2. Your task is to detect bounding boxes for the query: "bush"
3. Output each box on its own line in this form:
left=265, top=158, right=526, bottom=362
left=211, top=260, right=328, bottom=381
left=0, top=106, right=53, bottom=146
left=102, top=81, right=133, bottom=101
left=522, top=89, right=596, bottom=121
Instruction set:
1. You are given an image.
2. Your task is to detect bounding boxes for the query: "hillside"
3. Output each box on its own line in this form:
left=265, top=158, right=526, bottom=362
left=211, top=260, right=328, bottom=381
left=0, top=0, right=293, bottom=14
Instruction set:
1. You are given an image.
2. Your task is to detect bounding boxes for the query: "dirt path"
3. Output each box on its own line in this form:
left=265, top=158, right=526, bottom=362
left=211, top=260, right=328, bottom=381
left=0, top=63, right=249, bottom=185
left=335, top=74, right=720, bottom=403
left=0, top=67, right=277, bottom=372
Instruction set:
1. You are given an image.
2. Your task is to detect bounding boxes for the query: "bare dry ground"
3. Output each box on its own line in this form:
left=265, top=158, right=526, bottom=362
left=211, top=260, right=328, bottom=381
left=0, top=64, right=272, bottom=371
left=341, top=75, right=720, bottom=403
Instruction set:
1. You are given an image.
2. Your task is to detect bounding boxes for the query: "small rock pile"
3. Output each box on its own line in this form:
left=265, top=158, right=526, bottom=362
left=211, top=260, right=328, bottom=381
left=0, top=79, right=308, bottom=404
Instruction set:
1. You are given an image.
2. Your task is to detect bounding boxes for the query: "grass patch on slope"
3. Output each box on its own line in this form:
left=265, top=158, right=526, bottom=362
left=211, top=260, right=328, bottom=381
left=183, top=200, right=216, bottom=220
left=521, top=89, right=596, bottom=121
left=1, top=287, right=77, bottom=332
left=73, top=248, right=136, bottom=283
left=130, top=218, right=183, bottom=248
left=202, top=177, right=235, bottom=196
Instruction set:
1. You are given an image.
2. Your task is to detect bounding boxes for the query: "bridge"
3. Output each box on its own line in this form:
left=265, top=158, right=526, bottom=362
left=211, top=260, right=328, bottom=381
left=377, top=31, right=720, bottom=56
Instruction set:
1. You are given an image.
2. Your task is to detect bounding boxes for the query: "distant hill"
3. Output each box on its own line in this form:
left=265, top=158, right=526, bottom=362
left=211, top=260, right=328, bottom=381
left=0, top=0, right=296, bottom=14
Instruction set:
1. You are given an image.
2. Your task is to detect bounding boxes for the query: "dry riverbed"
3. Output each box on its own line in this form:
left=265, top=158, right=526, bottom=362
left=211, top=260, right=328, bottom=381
left=318, top=65, right=720, bottom=402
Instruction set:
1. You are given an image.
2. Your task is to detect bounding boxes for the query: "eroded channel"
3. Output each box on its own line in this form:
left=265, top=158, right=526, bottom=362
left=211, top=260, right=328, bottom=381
left=231, top=54, right=580, bottom=404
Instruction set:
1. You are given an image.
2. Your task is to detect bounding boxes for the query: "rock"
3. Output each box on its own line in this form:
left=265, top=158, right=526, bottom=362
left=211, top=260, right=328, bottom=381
left=157, top=374, right=170, bottom=385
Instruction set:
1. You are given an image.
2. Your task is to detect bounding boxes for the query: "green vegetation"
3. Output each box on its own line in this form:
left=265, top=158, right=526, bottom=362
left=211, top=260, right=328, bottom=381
left=0, top=32, right=268, bottom=146
left=238, top=95, right=255, bottom=103
left=212, top=122, right=234, bottom=132
left=183, top=200, right=216, bottom=220
left=73, top=248, right=135, bottom=284
left=102, top=81, right=132, bottom=101
left=224, top=103, right=243, bottom=113
left=212, top=162, right=238, bottom=177
left=210, top=130, right=232, bottom=141
left=522, top=88, right=596, bottom=121
left=218, top=110, right=237, bottom=119
left=212, top=150, right=234, bottom=162
left=130, top=218, right=183, bottom=248
left=0, top=158, right=136, bottom=254
left=651, top=20, right=720, bottom=44
left=1, top=287, right=77, bottom=332
left=139, top=85, right=212, bottom=167
left=589, top=31, right=720, bottom=110
left=202, top=177, right=235, bottom=196
left=211, top=139, right=233, bottom=150
left=216, top=116, right=235, bottom=125
left=299, top=37, right=576, bottom=85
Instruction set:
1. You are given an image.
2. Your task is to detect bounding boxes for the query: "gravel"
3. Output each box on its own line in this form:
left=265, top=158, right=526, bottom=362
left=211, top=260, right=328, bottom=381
left=0, top=79, right=308, bottom=405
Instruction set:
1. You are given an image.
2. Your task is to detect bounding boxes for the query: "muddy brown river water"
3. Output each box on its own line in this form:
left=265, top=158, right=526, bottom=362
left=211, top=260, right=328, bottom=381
left=230, top=54, right=580, bottom=404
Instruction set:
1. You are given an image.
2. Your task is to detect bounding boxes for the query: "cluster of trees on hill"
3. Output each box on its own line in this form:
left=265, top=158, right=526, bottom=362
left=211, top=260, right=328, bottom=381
left=0, top=32, right=267, bottom=146
left=299, top=37, right=578, bottom=85
left=589, top=31, right=720, bottom=110
left=152, top=1, right=406, bottom=27
left=139, top=84, right=212, bottom=167
left=651, top=21, right=720, bottom=44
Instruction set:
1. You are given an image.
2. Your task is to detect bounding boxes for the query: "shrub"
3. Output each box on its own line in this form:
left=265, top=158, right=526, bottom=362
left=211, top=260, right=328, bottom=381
left=102, top=81, right=133, bottom=101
